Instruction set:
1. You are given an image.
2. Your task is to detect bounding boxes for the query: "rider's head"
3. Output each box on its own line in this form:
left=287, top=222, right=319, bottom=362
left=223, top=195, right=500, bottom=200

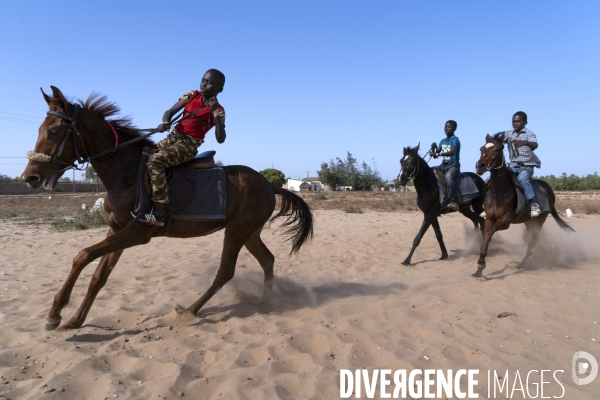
left=444, top=120, right=457, bottom=136
left=512, top=111, right=527, bottom=132
left=200, top=69, right=226, bottom=99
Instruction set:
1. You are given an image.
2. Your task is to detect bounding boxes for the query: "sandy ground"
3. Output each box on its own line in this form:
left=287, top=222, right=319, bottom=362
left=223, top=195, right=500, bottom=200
left=0, top=209, right=599, bottom=399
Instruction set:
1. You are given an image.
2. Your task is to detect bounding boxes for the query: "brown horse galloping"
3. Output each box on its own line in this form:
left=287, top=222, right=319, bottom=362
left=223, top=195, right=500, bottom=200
left=21, top=86, right=313, bottom=331
left=472, top=133, right=574, bottom=278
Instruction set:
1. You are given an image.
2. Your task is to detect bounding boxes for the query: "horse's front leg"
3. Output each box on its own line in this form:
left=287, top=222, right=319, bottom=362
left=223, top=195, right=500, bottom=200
left=472, top=217, right=509, bottom=277
left=430, top=218, right=448, bottom=260
left=46, top=227, right=117, bottom=330
left=401, top=218, right=431, bottom=266
left=47, top=225, right=155, bottom=331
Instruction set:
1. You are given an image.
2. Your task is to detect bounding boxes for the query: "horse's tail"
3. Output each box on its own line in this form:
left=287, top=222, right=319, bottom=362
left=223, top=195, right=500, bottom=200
left=550, top=209, right=576, bottom=233
left=271, top=186, right=314, bottom=255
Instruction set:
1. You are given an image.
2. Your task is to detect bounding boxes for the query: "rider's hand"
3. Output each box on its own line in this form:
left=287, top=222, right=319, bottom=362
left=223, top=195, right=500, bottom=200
left=431, top=151, right=438, bottom=159
left=207, top=97, right=220, bottom=112
left=157, top=122, right=169, bottom=132
left=430, top=142, right=437, bottom=151
left=512, top=140, right=528, bottom=148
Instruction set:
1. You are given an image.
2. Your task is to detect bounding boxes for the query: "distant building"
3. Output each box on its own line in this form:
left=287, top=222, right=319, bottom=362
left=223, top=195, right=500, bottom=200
left=287, top=178, right=324, bottom=192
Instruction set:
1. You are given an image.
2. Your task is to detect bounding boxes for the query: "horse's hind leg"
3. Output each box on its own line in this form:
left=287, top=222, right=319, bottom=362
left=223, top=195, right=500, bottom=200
left=431, top=218, right=448, bottom=260
left=187, top=228, right=249, bottom=315
left=517, top=216, right=546, bottom=269
left=244, top=230, right=275, bottom=295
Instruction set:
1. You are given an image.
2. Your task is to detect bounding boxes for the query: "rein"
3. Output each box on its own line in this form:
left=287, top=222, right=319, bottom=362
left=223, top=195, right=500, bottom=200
left=26, top=100, right=211, bottom=172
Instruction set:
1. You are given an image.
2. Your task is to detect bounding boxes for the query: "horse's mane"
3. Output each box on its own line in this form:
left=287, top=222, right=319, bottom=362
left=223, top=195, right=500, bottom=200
left=79, top=93, right=155, bottom=149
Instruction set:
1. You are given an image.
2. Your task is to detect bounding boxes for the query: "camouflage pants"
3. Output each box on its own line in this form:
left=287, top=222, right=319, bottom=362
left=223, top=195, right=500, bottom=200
left=147, top=132, right=203, bottom=203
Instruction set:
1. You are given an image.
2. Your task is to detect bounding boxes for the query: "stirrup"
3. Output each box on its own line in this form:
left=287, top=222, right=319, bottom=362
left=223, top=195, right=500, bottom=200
left=138, top=205, right=165, bottom=226
left=529, top=203, right=541, bottom=217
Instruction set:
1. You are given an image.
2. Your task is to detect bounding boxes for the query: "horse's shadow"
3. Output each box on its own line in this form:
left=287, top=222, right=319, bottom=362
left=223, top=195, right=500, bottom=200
left=195, top=279, right=409, bottom=324
left=65, top=328, right=140, bottom=343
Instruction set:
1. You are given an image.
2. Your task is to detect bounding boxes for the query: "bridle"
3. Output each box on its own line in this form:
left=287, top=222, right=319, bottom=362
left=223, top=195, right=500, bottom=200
left=480, top=140, right=505, bottom=174
left=401, top=154, right=420, bottom=182
left=45, top=104, right=88, bottom=171
left=26, top=104, right=122, bottom=174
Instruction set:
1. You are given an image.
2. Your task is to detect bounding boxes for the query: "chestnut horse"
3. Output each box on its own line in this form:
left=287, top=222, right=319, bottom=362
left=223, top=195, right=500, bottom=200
left=397, top=144, right=486, bottom=265
left=21, top=86, right=313, bottom=331
left=472, top=133, right=574, bottom=278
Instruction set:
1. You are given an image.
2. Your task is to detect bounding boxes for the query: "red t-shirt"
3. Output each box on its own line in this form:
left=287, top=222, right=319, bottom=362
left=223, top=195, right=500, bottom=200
left=174, top=90, right=225, bottom=140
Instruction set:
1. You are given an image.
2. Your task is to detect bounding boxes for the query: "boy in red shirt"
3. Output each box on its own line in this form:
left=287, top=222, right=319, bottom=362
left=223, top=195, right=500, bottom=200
left=140, top=69, right=226, bottom=226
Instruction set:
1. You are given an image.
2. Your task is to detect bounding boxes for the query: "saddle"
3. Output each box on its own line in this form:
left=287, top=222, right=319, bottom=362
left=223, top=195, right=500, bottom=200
left=433, top=168, right=481, bottom=207
left=132, top=148, right=216, bottom=216
left=433, top=168, right=446, bottom=186
left=503, top=170, right=550, bottom=221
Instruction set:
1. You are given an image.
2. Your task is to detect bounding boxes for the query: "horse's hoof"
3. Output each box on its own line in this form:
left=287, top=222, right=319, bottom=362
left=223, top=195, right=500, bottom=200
left=439, top=254, right=448, bottom=260
left=45, top=320, right=61, bottom=331
left=472, top=268, right=484, bottom=278
left=401, top=260, right=411, bottom=266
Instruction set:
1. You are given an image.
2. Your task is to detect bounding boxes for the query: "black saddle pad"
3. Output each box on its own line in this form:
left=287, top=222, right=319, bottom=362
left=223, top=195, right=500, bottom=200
left=437, top=173, right=480, bottom=206
left=514, top=179, right=550, bottom=220
left=171, top=168, right=227, bottom=221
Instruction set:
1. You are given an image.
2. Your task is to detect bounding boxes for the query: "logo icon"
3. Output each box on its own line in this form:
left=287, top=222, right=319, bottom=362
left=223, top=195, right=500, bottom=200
left=572, top=351, right=598, bottom=386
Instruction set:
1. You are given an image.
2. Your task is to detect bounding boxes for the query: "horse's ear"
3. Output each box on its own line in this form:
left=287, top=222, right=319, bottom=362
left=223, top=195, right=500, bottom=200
left=50, top=86, right=68, bottom=110
left=415, top=142, right=420, bottom=152
left=403, top=147, right=408, bottom=155
left=486, top=134, right=491, bottom=142
left=40, top=88, right=52, bottom=105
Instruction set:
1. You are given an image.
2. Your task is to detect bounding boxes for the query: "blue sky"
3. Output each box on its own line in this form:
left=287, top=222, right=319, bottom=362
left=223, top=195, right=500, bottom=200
left=1, top=1, right=598, bottom=181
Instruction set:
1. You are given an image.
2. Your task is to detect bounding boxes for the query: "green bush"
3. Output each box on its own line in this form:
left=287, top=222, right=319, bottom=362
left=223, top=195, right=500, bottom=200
left=344, top=205, right=363, bottom=214
left=314, top=191, right=327, bottom=200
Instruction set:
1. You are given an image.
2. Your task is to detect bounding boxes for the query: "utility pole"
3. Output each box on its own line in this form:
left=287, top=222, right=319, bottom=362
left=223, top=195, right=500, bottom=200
left=72, top=169, right=75, bottom=193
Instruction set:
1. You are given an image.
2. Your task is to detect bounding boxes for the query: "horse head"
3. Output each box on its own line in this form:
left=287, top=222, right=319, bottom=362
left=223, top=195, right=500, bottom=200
left=21, top=86, right=79, bottom=189
left=475, top=133, right=504, bottom=175
left=398, top=142, right=420, bottom=185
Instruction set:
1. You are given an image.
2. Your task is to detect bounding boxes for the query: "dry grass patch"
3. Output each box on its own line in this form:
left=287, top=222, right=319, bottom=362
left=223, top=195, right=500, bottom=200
left=0, top=193, right=107, bottom=229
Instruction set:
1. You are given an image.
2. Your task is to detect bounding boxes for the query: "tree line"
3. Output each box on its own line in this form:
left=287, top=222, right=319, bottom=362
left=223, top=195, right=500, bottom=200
left=534, top=172, right=600, bottom=191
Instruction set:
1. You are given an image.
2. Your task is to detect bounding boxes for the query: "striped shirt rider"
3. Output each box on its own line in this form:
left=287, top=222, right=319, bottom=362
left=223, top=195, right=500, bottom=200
left=502, top=128, right=541, bottom=168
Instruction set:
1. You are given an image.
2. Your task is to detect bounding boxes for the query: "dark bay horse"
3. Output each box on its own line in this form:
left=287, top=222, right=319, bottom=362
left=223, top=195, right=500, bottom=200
left=397, top=144, right=486, bottom=265
left=21, top=86, right=313, bottom=331
left=472, top=133, right=574, bottom=278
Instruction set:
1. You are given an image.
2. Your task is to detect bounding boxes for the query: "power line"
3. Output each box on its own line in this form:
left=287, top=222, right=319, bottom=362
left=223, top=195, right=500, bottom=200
left=0, top=117, right=40, bottom=125
left=0, top=111, right=44, bottom=126
left=0, top=112, right=43, bottom=119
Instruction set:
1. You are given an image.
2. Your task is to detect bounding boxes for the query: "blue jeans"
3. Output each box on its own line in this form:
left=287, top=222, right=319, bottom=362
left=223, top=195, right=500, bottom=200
left=437, top=163, right=460, bottom=203
left=509, top=164, right=535, bottom=200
